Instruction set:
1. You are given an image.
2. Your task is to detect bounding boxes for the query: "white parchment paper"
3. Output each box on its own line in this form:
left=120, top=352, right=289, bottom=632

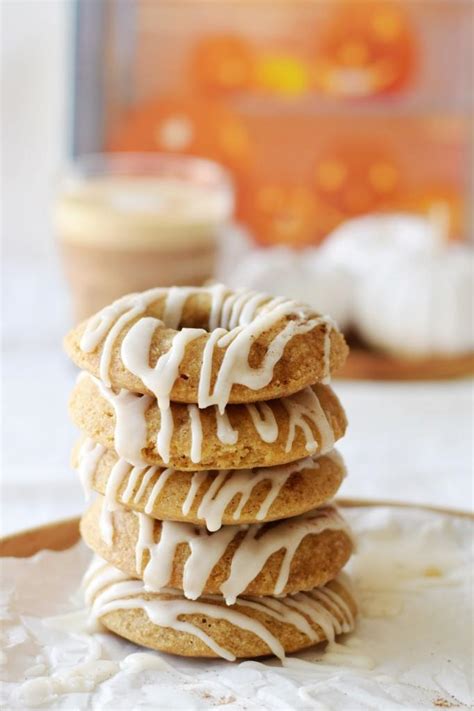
left=1, top=506, right=472, bottom=710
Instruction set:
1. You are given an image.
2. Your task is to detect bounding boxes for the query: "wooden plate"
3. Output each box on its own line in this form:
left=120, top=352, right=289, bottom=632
left=338, top=348, right=474, bottom=381
left=1, top=499, right=472, bottom=558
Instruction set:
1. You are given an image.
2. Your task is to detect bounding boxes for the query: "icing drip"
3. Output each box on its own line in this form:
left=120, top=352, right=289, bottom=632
left=196, top=456, right=321, bottom=532
left=156, top=405, right=174, bottom=464
left=135, top=513, right=154, bottom=573
left=75, top=443, right=334, bottom=532
left=215, top=409, right=238, bottom=445
left=181, top=471, right=208, bottom=516
left=79, top=284, right=332, bottom=416
left=80, top=291, right=163, bottom=387
left=135, top=513, right=236, bottom=598
left=220, top=507, right=347, bottom=605
left=99, top=458, right=131, bottom=546
left=121, top=465, right=148, bottom=502
left=245, top=403, right=278, bottom=443
left=77, top=439, right=106, bottom=499
left=187, top=404, right=203, bottom=464
left=199, top=302, right=326, bottom=413
left=92, top=375, right=152, bottom=465
left=129, top=466, right=157, bottom=503
left=84, top=558, right=354, bottom=662
left=124, top=504, right=349, bottom=603
left=282, top=387, right=335, bottom=454
left=84, top=373, right=336, bottom=465
left=162, top=286, right=195, bottom=329
left=121, top=316, right=204, bottom=463
left=144, top=468, right=174, bottom=515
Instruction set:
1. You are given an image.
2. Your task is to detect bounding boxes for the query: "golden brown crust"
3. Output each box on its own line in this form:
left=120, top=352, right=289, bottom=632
left=73, top=443, right=345, bottom=525
left=64, top=288, right=348, bottom=403
left=80, top=498, right=353, bottom=597
left=96, top=578, right=357, bottom=659
left=69, top=377, right=347, bottom=470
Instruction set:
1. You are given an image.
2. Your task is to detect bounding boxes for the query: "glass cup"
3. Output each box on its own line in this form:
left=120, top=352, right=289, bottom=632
left=55, top=153, right=234, bottom=322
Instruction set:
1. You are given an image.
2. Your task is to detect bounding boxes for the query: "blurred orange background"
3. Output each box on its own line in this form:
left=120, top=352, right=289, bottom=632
left=95, top=0, right=472, bottom=247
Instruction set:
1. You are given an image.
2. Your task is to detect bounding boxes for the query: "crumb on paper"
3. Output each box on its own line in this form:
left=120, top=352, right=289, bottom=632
left=424, top=566, right=443, bottom=578
left=432, top=696, right=460, bottom=708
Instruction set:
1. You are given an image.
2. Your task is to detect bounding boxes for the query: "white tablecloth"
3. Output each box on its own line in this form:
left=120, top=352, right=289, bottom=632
left=2, top=258, right=473, bottom=536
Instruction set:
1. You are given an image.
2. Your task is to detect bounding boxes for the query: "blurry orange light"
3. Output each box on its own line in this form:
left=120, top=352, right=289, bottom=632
left=190, top=35, right=255, bottom=94
left=317, top=160, right=348, bottom=192
left=368, top=161, right=399, bottom=193
left=255, top=55, right=310, bottom=96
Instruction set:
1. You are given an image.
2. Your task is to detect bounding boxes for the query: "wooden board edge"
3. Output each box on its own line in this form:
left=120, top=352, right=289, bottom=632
left=0, top=517, right=80, bottom=558
left=0, top=500, right=472, bottom=559
left=336, top=497, right=474, bottom=520
left=337, top=348, right=474, bottom=381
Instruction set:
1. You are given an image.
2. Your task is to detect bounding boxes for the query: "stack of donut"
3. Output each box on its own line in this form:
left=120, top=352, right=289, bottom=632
left=65, top=284, right=357, bottom=661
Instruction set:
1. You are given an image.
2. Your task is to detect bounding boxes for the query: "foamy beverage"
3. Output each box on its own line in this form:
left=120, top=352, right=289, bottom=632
left=55, top=154, right=234, bottom=322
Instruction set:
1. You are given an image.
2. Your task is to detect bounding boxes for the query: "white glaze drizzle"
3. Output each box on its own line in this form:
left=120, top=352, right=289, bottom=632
left=76, top=441, right=335, bottom=532
left=181, top=471, right=208, bottom=516
left=122, top=465, right=149, bottom=503
left=187, top=404, right=203, bottom=464
left=104, top=504, right=350, bottom=604
left=99, top=458, right=131, bottom=546
left=196, top=456, right=322, bottom=532
left=91, top=375, right=152, bottom=465
left=76, top=439, right=106, bottom=499
left=131, top=466, right=157, bottom=503
left=79, top=292, right=161, bottom=387
left=134, top=513, right=154, bottom=573
left=78, top=285, right=333, bottom=458
left=120, top=316, right=204, bottom=463
left=220, top=507, right=347, bottom=604
left=282, top=387, right=335, bottom=454
left=145, top=468, right=174, bottom=515
left=197, top=297, right=326, bottom=413
left=215, top=409, right=238, bottom=445
left=245, top=402, right=278, bottom=443
left=82, top=373, right=337, bottom=466
left=84, top=558, right=354, bottom=662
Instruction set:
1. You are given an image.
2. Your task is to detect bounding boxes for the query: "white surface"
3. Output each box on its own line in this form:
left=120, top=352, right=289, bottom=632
left=1, top=506, right=472, bottom=709
left=1, top=256, right=473, bottom=536
left=1, top=0, right=68, bottom=259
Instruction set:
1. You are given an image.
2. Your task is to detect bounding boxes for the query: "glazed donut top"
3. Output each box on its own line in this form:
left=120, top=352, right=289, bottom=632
left=64, top=284, right=348, bottom=410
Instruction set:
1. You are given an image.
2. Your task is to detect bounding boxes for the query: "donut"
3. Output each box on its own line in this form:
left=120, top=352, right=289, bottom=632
left=80, top=498, right=353, bottom=603
left=85, top=557, right=357, bottom=660
left=64, top=284, right=348, bottom=409
left=69, top=373, right=347, bottom=470
left=74, top=439, right=346, bottom=530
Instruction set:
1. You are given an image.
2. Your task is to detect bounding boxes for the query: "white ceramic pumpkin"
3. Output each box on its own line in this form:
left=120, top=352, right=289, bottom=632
left=226, top=245, right=353, bottom=330
left=320, top=213, right=441, bottom=280
left=354, top=246, right=474, bottom=357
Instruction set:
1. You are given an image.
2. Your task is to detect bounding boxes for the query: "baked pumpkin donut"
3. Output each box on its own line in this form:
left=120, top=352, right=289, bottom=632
left=69, top=373, right=347, bottom=470
left=85, top=557, right=357, bottom=660
left=75, top=439, right=346, bottom=530
left=80, top=497, right=353, bottom=603
left=64, top=284, right=348, bottom=408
